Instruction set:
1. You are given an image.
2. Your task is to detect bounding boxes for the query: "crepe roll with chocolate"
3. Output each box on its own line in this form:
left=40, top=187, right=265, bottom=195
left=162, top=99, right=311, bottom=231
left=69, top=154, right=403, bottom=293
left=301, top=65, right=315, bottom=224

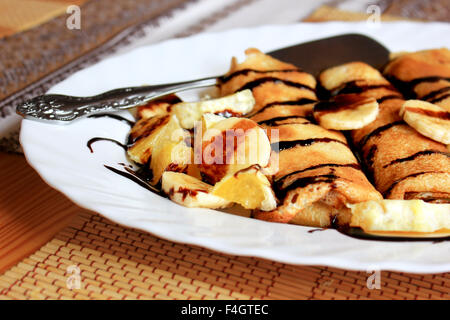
left=219, top=49, right=382, bottom=227
left=383, top=48, right=450, bottom=111
left=219, top=48, right=317, bottom=117
left=319, top=62, right=450, bottom=203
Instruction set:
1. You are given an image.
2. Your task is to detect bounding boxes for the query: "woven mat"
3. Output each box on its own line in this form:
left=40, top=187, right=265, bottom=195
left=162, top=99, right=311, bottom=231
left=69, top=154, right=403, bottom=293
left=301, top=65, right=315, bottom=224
left=1, top=210, right=449, bottom=300
left=1, top=3, right=449, bottom=300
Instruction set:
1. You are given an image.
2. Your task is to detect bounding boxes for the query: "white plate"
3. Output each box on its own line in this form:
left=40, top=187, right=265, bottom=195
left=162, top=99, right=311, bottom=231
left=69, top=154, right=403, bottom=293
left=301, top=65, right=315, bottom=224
left=20, top=22, right=450, bottom=273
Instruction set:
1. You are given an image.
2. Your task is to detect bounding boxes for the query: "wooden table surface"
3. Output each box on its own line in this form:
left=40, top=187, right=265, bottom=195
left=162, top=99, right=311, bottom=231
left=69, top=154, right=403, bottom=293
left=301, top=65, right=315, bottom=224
left=0, top=152, right=82, bottom=273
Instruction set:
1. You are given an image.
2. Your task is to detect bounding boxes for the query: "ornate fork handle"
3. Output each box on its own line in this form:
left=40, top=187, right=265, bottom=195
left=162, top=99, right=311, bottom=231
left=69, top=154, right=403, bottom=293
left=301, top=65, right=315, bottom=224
left=16, top=77, right=218, bottom=123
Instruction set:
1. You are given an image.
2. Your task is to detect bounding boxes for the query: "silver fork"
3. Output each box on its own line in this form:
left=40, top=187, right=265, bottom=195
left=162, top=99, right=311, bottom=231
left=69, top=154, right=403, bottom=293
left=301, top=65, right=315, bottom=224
left=16, top=77, right=217, bottom=123
left=16, top=34, right=390, bottom=124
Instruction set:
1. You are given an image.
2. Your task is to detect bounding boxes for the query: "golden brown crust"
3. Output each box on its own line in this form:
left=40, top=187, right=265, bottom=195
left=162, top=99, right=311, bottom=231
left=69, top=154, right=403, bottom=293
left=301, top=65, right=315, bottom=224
left=220, top=49, right=317, bottom=115
left=320, top=61, right=450, bottom=201
left=383, top=48, right=450, bottom=111
left=127, top=115, right=170, bottom=164
left=220, top=49, right=381, bottom=227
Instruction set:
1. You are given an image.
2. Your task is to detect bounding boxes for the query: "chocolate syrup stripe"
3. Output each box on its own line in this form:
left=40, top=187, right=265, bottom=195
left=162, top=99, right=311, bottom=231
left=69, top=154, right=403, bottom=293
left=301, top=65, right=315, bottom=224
left=314, top=94, right=373, bottom=114
left=275, top=163, right=361, bottom=187
left=405, top=192, right=450, bottom=204
left=87, top=137, right=127, bottom=153
left=376, top=94, right=403, bottom=104
left=358, top=121, right=406, bottom=150
left=235, top=77, right=315, bottom=94
left=271, top=137, right=348, bottom=152
left=430, top=93, right=450, bottom=104
left=385, top=75, right=450, bottom=99
left=275, top=174, right=338, bottom=199
left=421, top=86, right=450, bottom=102
left=257, top=115, right=309, bottom=126
left=127, top=115, right=169, bottom=146
left=219, top=68, right=301, bottom=84
left=334, top=81, right=397, bottom=95
left=405, top=107, right=450, bottom=120
left=104, top=165, right=161, bottom=195
left=252, top=98, right=317, bottom=116
left=383, top=171, right=448, bottom=198
left=383, top=150, right=450, bottom=168
left=365, top=144, right=378, bottom=170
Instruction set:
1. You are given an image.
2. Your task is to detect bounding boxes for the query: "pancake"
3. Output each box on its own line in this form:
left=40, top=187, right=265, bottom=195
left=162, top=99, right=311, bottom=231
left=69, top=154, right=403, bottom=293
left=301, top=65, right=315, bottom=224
left=319, top=62, right=450, bottom=203
left=383, top=48, right=450, bottom=111
left=219, top=49, right=382, bottom=227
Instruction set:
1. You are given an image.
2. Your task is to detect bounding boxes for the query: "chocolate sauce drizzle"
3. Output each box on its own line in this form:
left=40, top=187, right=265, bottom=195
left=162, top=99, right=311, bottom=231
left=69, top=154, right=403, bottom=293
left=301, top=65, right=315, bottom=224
left=87, top=137, right=127, bottom=153
left=314, top=94, right=373, bottom=114
left=271, top=138, right=347, bottom=152
left=334, top=81, right=396, bottom=95
left=421, top=86, right=450, bottom=102
left=86, top=113, right=136, bottom=152
left=219, top=68, right=301, bottom=84
left=358, top=121, right=405, bottom=150
left=257, top=115, right=309, bottom=126
left=168, top=186, right=206, bottom=201
left=275, top=163, right=361, bottom=188
left=430, top=93, right=450, bottom=104
left=405, top=107, right=450, bottom=120
left=386, top=75, right=450, bottom=99
left=383, top=171, right=447, bottom=198
left=365, top=145, right=378, bottom=169
left=404, top=192, right=450, bottom=204
left=235, top=77, right=315, bottom=94
left=383, top=150, right=450, bottom=168
left=253, top=98, right=316, bottom=115
left=376, top=94, right=403, bottom=104
left=127, top=115, right=169, bottom=146
left=276, top=174, right=338, bottom=199
left=308, top=228, right=326, bottom=233
left=104, top=164, right=161, bottom=195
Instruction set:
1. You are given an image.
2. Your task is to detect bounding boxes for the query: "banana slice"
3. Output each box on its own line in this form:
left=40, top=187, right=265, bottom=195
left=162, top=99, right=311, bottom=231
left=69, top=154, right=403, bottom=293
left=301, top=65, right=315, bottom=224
left=212, top=165, right=277, bottom=211
left=127, top=115, right=170, bottom=164
left=400, top=100, right=450, bottom=144
left=313, top=95, right=379, bottom=130
left=150, top=115, right=192, bottom=185
left=162, top=172, right=231, bottom=208
left=199, top=117, right=271, bottom=184
left=201, top=113, right=227, bottom=131
left=350, top=199, right=450, bottom=233
left=319, top=62, right=386, bottom=91
left=172, top=89, right=255, bottom=129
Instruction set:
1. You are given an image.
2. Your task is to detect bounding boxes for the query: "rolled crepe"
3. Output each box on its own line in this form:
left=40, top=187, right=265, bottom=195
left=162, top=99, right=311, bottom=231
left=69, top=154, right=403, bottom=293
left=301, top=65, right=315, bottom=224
left=383, top=48, right=450, bottom=111
left=319, top=62, right=450, bottom=203
left=219, top=49, right=381, bottom=227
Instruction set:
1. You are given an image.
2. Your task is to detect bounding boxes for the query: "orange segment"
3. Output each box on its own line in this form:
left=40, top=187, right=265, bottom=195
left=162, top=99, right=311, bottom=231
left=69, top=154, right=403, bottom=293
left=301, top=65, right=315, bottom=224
left=212, top=166, right=276, bottom=211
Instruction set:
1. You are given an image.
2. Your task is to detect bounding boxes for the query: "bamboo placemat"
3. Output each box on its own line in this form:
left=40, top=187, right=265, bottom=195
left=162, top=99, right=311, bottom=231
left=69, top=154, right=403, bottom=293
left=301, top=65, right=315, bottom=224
left=1, top=4, right=449, bottom=300
left=1, top=193, right=449, bottom=300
